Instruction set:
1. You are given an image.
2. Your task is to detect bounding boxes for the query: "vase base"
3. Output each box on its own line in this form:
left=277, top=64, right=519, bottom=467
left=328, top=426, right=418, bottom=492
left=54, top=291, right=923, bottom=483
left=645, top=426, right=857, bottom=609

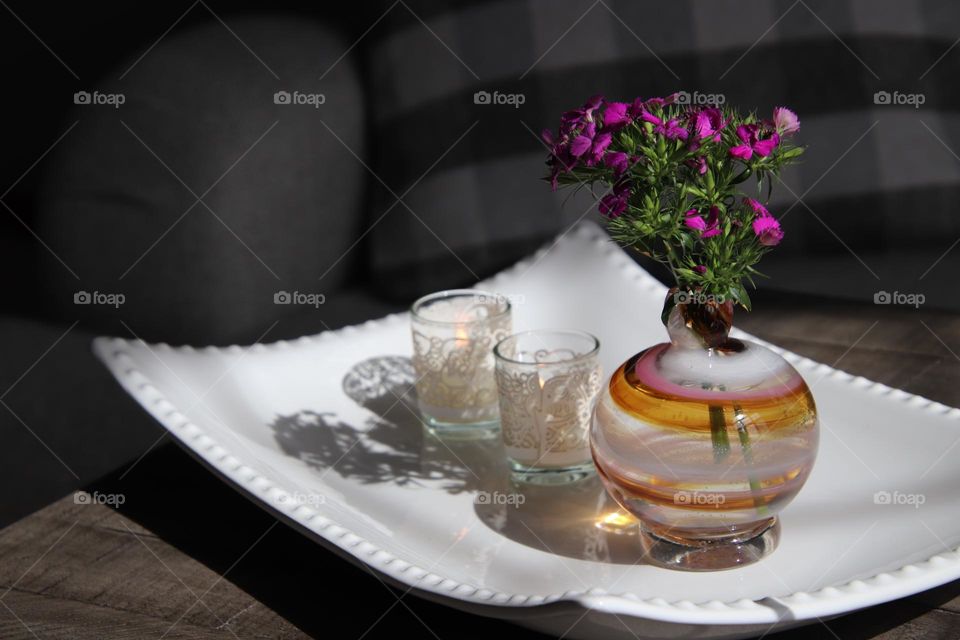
left=508, top=459, right=595, bottom=485
left=639, top=517, right=780, bottom=571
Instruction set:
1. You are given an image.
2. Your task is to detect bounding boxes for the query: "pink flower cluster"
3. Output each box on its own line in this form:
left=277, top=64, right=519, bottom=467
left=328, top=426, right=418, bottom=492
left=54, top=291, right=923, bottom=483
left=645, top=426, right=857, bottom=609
left=682, top=198, right=783, bottom=246
left=541, top=95, right=638, bottom=189
left=542, top=95, right=799, bottom=248
left=729, top=108, right=799, bottom=161
left=542, top=95, right=682, bottom=190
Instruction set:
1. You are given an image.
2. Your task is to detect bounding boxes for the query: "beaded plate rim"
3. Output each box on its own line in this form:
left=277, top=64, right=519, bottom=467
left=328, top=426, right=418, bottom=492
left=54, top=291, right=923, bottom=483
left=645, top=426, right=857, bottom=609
left=93, top=222, right=960, bottom=627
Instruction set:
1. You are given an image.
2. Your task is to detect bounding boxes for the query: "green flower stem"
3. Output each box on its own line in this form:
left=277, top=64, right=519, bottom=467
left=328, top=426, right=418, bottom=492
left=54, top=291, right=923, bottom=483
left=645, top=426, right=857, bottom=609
left=708, top=403, right=730, bottom=462
left=708, top=395, right=767, bottom=516
left=733, top=403, right=768, bottom=516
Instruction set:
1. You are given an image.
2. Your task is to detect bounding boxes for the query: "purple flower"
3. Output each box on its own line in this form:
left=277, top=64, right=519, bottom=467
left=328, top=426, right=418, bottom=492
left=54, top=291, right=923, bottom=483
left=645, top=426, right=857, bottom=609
left=687, top=155, right=708, bottom=175
left=568, top=120, right=596, bottom=157
left=694, top=265, right=707, bottom=274
left=604, top=150, right=630, bottom=176
left=646, top=95, right=674, bottom=108
left=603, top=101, right=631, bottom=129
left=621, top=96, right=670, bottom=121
left=543, top=128, right=578, bottom=190
left=569, top=121, right=612, bottom=166
left=599, top=182, right=630, bottom=218
left=582, top=94, right=604, bottom=114
left=753, top=134, right=779, bottom=156
left=702, top=206, right=721, bottom=238
left=730, top=125, right=757, bottom=159
left=772, top=107, right=800, bottom=136
left=729, top=139, right=753, bottom=160
left=729, top=123, right=779, bottom=160
left=543, top=96, right=610, bottom=188
left=744, top=197, right=770, bottom=217
left=586, top=131, right=612, bottom=164
left=641, top=110, right=689, bottom=140
left=746, top=198, right=783, bottom=246
left=560, top=94, right=604, bottom=132
left=684, top=208, right=706, bottom=231
left=752, top=215, right=784, bottom=246
left=684, top=206, right=720, bottom=238
left=691, top=107, right=727, bottom=142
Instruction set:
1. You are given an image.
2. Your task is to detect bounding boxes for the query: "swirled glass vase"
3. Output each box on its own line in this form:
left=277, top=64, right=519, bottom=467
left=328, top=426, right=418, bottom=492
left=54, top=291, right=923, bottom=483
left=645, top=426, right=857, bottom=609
left=590, top=292, right=819, bottom=570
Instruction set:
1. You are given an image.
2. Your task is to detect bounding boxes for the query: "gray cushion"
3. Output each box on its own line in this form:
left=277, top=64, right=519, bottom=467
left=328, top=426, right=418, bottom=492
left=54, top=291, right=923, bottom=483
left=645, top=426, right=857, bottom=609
left=0, top=316, right=157, bottom=527
left=0, top=286, right=400, bottom=528
left=36, top=17, right=366, bottom=345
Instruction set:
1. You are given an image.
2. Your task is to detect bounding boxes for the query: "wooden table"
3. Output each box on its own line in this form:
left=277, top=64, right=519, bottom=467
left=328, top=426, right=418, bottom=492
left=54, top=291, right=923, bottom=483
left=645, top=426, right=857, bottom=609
left=2, top=294, right=959, bottom=639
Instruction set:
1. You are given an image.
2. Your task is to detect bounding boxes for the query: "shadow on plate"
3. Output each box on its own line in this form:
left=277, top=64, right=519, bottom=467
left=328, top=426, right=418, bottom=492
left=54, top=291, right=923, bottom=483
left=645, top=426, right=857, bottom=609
left=268, top=355, right=500, bottom=493
left=267, top=355, right=648, bottom=565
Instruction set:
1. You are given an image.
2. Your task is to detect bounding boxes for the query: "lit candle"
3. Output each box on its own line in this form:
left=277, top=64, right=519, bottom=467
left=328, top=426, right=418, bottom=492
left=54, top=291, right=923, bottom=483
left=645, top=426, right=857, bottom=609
left=494, top=330, right=602, bottom=484
left=410, top=291, right=512, bottom=434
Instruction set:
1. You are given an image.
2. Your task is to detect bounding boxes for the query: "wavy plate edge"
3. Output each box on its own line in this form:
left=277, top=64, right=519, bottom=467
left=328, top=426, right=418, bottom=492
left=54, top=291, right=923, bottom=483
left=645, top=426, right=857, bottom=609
left=92, top=221, right=960, bottom=627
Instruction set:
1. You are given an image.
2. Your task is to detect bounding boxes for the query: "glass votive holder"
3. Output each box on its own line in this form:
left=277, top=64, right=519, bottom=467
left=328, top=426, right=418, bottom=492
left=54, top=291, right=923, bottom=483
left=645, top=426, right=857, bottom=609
left=410, top=290, right=512, bottom=435
left=494, top=330, right=602, bottom=484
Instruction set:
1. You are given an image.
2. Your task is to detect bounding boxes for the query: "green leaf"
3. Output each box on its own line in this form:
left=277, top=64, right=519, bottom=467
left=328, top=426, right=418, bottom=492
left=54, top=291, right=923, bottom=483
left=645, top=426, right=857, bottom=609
left=730, top=283, right=751, bottom=311
left=780, top=146, right=805, bottom=160
left=730, top=167, right=752, bottom=184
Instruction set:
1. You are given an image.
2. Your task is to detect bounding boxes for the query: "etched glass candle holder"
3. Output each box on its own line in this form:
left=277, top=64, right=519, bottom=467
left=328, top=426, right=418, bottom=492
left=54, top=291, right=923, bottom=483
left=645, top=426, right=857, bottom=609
left=410, top=290, right=512, bottom=434
left=494, top=330, right=602, bottom=484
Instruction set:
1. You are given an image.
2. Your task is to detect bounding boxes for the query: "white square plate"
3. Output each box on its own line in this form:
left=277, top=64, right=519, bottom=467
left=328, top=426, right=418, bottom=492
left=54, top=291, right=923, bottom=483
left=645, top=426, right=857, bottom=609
left=95, top=223, right=960, bottom=639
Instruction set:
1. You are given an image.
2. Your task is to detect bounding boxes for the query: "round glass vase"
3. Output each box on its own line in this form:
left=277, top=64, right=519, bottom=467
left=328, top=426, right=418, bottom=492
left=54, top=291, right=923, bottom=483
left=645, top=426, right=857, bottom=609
left=590, top=291, right=819, bottom=571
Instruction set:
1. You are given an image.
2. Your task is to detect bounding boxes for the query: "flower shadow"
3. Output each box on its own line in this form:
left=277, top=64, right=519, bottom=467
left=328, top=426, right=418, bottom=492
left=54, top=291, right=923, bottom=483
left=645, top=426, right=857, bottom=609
left=268, top=355, right=643, bottom=564
left=268, top=355, right=502, bottom=494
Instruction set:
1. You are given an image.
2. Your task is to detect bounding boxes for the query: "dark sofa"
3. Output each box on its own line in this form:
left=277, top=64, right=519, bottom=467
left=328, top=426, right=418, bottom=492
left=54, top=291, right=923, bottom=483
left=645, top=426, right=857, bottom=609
left=3, top=0, right=960, bottom=526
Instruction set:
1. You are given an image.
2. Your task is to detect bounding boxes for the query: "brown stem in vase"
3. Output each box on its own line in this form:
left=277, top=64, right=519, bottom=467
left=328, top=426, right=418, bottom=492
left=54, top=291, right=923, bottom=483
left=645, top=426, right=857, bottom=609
left=663, top=287, right=740, bottom=351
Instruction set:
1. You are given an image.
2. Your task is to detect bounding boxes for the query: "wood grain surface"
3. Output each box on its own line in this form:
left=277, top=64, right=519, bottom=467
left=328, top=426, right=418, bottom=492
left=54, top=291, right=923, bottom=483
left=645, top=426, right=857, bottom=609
left=2, top=295, right=959, bottom=639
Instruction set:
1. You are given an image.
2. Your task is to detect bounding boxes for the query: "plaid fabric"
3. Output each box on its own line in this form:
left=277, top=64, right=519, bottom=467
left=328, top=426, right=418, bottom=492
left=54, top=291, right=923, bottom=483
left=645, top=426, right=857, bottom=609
left=359, top=0, right=960, bottom=308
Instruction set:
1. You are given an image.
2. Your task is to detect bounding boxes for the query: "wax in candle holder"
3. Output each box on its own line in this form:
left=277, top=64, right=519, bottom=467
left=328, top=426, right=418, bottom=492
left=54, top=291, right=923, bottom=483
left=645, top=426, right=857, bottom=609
left=494, top=330, right=601, bottom=484
left=410, top=290, right=512, bottom=434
